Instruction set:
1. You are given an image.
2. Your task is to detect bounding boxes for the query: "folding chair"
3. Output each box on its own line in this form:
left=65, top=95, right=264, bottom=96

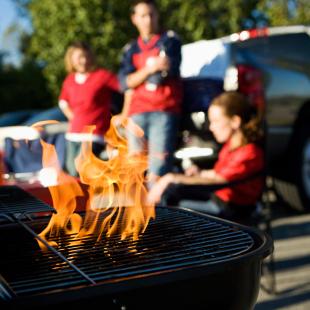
left=212, top=174, right=277, bottom=295
left=250, top=178, right=277, bottom=295
left=161, top=171, right=277, bottom=294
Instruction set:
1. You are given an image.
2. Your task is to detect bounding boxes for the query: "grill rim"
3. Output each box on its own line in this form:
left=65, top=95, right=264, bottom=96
left=0, top=184, right=273, bottom=305
left=177, top=206, right=273, bottom=258
left=0, top=185, right=54, bottom=219
left=0, top=206, right=273, bottom=307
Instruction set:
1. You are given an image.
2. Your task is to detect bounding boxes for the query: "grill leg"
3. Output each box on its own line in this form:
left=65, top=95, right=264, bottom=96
left=258, top=194, right=277, bottom=295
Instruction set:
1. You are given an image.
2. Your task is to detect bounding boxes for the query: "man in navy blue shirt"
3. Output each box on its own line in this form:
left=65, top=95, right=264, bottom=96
left=118, top=0, right=183, bottom=188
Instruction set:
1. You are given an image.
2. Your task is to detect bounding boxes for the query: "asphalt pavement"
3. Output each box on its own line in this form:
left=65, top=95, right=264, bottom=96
left=255, top=201, right=310, bottom=310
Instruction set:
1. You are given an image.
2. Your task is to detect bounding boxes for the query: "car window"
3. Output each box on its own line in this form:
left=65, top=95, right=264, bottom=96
left=234, top=33, right=310, bottom=126
left=268, top=33, right=310, bottom=64
left=235, top=33, right=310, bottom=74
left=180, top=40, right=230, bottom=79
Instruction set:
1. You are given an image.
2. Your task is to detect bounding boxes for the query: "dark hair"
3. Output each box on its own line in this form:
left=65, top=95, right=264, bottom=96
left=211, top=91, right=264, bottom=144
left=130, top=0, right=157, bottom=14
left=64, top=41, right=97, bottom=73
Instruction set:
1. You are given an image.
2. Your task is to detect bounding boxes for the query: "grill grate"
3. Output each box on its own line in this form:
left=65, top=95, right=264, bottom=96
left=0, top=186, right=53, bottom=217
left=0, top=207, right=255, bottom=299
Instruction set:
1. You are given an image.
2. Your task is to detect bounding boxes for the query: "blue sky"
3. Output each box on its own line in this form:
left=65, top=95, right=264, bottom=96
left=0, top=0, right=31, bottom=65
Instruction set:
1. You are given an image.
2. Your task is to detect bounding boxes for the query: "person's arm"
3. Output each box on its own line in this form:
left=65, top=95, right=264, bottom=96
left=121, top=89, right=133, bottom=118
left=185, top=165, right=221, bottom=180
left=113, top=89, right=133, bottom=126
left=173, top=172, right=227, bottom=185
left=58, top=77, right=73, bottom=121
left=58, top=99, right=73, bottom=120
left=162, top=31, right=182, bottom=78
left=185, top=164, right=200, bottom=176
left=118, top=41, right=170, bottom=91
left=200, top=169, right=219, bottom=179
left=125, top=55, right=170, bottom=89
left=147, top=171, right=228, bottom=205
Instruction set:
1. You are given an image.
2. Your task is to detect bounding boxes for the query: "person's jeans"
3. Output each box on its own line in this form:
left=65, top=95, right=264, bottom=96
left=159, top=183, right=227, bottom=215
left=65, top=140, right=105, bottom=177
left=128, top=112, right=179, bottom=178
left=160, top=183, right=256, bottom=220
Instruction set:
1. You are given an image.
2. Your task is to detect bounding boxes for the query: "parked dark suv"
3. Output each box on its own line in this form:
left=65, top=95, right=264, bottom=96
left=177, top=25, right=310, bottom=211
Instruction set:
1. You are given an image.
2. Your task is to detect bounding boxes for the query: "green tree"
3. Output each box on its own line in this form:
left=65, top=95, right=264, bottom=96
left=259, top=0, right=310, bottom=26
left=0, top=60, right=52, bottom=114
left=159, top=0, right=262, bottom=41
left=22, top=0, right=262, bottom=102
left=25, top=0, right=134, bottom=101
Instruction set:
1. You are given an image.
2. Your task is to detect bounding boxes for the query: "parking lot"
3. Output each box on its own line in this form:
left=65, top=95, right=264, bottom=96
left=255, top=199, right=310, bottom=309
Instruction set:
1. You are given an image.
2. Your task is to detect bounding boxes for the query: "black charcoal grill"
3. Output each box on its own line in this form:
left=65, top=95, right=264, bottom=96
left=0, top=186, right=273, bottom=310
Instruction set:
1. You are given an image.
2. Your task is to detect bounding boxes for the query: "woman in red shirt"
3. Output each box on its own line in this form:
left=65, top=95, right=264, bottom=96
left=147, top=91, right=264, bottom=219
left=59, top=42, right=120, bottom=176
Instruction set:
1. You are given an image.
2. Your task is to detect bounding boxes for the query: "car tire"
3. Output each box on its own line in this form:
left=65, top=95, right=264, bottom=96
left=273, top=104, right=310, bottom=212
left=290, top=104, right=310, bottom=212
left=295, top=124, right=310, bottom=212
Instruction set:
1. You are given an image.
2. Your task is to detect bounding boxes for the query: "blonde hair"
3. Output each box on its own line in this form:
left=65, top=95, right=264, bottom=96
left=64, top=41, right=97, bottom=73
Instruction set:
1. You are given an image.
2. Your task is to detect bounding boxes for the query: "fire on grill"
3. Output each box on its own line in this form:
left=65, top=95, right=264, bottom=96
left=0, top=118, right=273, bottom=310
left=35, top=118, right=155, bottom=245
left=0, top=186, right=272, bottom=310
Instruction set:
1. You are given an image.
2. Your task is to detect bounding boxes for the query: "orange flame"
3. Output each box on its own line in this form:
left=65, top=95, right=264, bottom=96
left=38, top=139, right=84, bottom=247
left=30, top=121, right=83, bottom=250
left=76, top=116, right=155, bottom=241
left=35, top=117, right=155, bottom=251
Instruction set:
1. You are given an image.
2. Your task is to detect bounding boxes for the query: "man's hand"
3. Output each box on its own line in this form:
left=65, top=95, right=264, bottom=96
left=126, top=55, right=170, bottom=89
left=146, top=55, right=170, bottom=75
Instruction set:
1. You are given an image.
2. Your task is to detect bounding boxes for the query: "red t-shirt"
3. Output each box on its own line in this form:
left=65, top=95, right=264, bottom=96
left=119, top=32, right=183, bottom=115
left=59, top=68, right=120, bottom=135
left=214, top=142, right=264, bottom=206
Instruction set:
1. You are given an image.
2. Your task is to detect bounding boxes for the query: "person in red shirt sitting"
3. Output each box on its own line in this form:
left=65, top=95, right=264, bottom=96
left=59, top=41, right=120, bottom=176
left=147, top=91, right=264, bottom=220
